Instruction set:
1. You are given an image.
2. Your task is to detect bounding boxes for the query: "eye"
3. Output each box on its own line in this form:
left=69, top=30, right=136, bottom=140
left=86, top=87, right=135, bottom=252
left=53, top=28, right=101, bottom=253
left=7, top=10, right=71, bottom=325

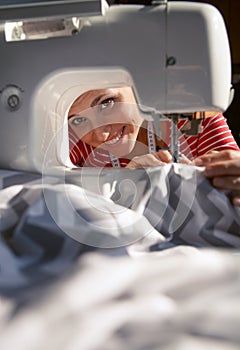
left=70, top=116, right=88, bottom=127
left=99, top=98, right=115, bottom=111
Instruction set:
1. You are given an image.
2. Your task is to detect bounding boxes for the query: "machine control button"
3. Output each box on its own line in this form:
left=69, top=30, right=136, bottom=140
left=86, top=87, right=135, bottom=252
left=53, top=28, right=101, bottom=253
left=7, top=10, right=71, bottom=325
left=0, top=85, right=23, bottom=111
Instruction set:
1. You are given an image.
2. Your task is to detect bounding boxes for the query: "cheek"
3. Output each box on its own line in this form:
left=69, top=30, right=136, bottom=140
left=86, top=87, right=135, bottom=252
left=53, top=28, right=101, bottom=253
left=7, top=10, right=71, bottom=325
left=79, top=132, right=98, bottom=147
left=126, top=123, right=140, bottom=139
left=69, top=124, right=90, bottom=144
left=129, top=109, right=142, bottom=126
left=79, top=132, right=93, bottom=145
left=116, top=104, right=143, bottom=123
left=120, top=111, right=143, bottom=131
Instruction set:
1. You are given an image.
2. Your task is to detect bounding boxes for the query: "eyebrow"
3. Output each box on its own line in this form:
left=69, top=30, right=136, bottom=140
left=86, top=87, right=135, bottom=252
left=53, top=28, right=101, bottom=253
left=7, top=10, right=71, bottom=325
left=90, top=94, right=107, bottom=107
left=91, top=91, right=121, bottom=107
left=68, top=94, right=107, bottom=119
left=68, top=91, right=119, bottom=119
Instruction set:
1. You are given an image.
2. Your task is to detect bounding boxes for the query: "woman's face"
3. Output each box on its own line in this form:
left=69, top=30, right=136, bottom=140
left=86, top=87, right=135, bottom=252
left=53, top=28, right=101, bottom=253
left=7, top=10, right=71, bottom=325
left=68, top=86, right=144, bottom=157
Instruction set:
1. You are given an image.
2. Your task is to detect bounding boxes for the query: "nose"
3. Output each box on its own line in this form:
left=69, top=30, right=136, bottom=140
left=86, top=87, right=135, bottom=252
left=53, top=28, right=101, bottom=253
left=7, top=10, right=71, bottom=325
left=93, top=124, right=112, bottom=142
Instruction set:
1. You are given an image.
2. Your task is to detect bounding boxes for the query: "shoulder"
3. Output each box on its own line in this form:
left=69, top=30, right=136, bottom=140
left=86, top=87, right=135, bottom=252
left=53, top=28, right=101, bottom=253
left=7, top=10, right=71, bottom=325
left=201, top=113, right=227, bottom=127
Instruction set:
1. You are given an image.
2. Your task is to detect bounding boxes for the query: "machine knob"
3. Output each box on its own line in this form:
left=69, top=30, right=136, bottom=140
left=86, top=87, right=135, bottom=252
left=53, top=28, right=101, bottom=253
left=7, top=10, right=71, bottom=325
left=0, top=85, right=23, bottom=111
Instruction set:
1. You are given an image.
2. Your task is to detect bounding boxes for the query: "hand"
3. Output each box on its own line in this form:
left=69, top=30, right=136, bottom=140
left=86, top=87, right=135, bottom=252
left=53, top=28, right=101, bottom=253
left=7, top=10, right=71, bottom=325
left=126, top=150, right=173, bottom=169
left=194, top=150, right=240, bottom=206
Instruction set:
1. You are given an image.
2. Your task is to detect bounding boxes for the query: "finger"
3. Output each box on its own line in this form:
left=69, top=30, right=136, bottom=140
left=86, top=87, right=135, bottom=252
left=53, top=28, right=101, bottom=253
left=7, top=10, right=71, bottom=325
left=194, top=150, right=239, bottom=166
left=232, top=194, right=240, bottom=207
left=126, top=154, right=166, bottom=169
left=178, top=154, right=192, bottom=164
left=211, top=176, right=240, bottom=190
left=125, top=161, right=141, bottom=169
left=155, top=150, right=173, bottom=163
left=204, top=160, right=240, bottom=177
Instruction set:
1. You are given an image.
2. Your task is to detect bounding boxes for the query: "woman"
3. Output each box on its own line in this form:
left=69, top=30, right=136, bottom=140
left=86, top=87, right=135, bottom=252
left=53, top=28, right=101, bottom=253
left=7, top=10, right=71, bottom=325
left=68, top=86, right=239, bottom=168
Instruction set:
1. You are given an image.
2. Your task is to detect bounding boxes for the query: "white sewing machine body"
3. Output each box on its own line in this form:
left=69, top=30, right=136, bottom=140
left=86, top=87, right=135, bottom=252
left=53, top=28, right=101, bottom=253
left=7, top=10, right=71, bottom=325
left=0, top=0, right=232, bottom=177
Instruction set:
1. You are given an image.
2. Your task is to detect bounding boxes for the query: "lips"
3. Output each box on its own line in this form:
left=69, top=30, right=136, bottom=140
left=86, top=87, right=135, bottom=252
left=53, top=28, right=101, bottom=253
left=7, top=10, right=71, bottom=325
left=104, top=127, right=124, bottom=146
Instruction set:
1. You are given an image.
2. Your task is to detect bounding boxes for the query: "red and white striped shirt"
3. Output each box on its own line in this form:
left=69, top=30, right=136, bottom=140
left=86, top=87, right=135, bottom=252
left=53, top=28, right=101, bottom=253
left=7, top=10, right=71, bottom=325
left=69, top=114, right=239, bottom=167
left=178, top=114, right=239, bottom=159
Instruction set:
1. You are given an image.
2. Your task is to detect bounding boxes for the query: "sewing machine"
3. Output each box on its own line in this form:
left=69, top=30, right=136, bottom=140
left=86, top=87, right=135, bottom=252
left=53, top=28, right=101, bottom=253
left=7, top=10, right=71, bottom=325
left=0, top=0, right=233, bottom=193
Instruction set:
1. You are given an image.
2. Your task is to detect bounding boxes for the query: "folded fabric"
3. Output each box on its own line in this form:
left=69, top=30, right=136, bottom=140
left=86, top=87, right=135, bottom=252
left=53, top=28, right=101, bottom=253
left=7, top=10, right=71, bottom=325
left=0, top=164, right=240, bottom=293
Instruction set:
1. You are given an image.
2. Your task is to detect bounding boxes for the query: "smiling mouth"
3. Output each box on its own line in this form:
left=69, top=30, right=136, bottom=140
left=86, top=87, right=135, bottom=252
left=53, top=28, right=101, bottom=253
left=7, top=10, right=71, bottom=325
left=104, top=127, right=124, bottom=146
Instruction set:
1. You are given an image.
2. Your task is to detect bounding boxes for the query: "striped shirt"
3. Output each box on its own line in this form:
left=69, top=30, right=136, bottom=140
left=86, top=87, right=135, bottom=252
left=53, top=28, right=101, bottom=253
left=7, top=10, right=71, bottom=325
left=69, top=114, right=239, bottom=167
left=178, top=114, right=239, bottom=159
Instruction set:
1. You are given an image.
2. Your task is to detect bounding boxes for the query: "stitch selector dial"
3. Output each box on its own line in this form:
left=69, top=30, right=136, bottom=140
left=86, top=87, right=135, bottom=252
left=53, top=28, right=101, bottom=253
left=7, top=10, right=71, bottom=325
left=0, top=85, right=23, bottom=111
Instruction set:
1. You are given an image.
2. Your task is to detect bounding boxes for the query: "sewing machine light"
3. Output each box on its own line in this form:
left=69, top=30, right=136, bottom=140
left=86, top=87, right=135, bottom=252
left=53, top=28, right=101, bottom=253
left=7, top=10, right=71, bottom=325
left=4, top=17, right=82, bottom=41
left=0, top=0, right=104, bottom=21
left=1, top=0, right=106, bottom=41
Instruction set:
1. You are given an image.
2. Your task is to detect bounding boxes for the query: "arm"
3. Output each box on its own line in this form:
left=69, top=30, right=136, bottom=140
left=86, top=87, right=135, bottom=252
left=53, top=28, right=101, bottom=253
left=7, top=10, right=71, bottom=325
left=195, top=114, right=239, bottom=155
